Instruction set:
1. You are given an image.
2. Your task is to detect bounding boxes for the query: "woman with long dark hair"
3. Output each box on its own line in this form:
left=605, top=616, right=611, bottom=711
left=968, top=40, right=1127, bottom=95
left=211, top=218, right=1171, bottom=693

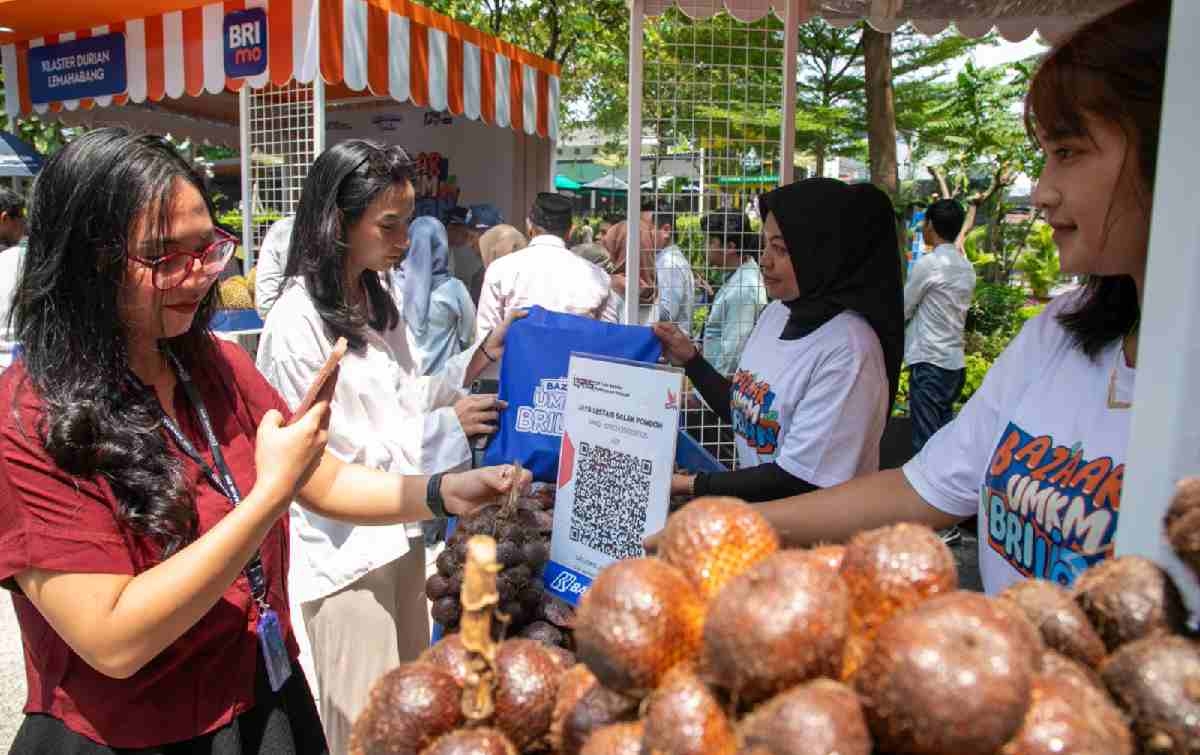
left=655, top=178, right=903, bottom=502
left=739, top=0, right=1172, bottom=595
left=255, top=139, right=522, bottom=755
left=0, top=128, right=525, bottom=754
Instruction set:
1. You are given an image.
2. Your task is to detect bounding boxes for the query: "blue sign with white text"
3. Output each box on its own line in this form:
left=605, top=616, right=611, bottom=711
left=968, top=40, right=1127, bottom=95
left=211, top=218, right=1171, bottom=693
left=27, top=33, right=127, bottom=105
left=224, top=8, right=268, bottom=78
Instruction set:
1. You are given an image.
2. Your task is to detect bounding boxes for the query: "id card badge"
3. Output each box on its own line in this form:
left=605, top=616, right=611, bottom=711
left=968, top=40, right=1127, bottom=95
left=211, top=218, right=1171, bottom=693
left=257, top=607, right=293, bottom=692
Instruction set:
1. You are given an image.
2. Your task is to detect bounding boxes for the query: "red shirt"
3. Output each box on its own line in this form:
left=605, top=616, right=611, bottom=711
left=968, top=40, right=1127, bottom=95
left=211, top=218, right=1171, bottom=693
left=0, top=339, right=300, bottom=748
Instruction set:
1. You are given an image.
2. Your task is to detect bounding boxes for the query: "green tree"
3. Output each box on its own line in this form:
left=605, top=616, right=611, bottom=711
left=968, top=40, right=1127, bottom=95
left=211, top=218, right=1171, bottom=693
left=1017, top=221, right=1060, bottom=299
left=1, top=68, right=77, bottom=157
left=422, top=0, right=627, bottom=133
left=912, top=61, right=1038, bottom=244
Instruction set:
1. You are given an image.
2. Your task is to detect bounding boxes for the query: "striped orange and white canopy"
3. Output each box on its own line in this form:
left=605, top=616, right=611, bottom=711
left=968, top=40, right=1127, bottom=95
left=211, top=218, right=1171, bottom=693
left=0, top=0, right=561, bottom=140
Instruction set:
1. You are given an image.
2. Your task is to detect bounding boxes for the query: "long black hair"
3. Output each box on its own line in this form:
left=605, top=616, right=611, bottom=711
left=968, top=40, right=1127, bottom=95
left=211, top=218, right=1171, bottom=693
left=12, top=128, right=220, bottom=558
left=1025, top=0, right=1169, bottom=359
left=284, top=139, right=413, bottom=351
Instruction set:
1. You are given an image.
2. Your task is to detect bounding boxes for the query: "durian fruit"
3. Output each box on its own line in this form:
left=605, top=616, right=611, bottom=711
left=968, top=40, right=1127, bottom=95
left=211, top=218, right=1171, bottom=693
left=246, top=265, right=258, bottom=300
left=657, top=497, right=779, bottom=602
left=838, top=523, right=958, bottom=679
left=573, top=558, right=704, bottom=695
left=218, top=275, right=254, bottom=310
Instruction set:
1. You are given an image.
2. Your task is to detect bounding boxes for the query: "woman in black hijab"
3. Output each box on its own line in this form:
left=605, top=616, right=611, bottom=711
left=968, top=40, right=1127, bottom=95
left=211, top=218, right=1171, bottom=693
left=654, top=178, right=903, bottom=501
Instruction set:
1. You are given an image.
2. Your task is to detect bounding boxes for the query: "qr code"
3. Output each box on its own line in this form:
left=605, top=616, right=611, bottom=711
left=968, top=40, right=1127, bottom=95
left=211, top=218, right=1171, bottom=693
left=569, top=441, right=652, bottom=561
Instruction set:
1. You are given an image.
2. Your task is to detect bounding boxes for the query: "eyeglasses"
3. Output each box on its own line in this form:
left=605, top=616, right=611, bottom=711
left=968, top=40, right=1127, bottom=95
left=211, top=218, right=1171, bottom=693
left=127, top=227, right=239, bottom=291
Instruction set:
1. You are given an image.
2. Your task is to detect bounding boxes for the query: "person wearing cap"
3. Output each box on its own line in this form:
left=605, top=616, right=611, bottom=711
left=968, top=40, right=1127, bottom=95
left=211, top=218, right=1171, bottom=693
left=476, top=193, right=620, bottom=374
left=447, top=204, right=503, bottom=305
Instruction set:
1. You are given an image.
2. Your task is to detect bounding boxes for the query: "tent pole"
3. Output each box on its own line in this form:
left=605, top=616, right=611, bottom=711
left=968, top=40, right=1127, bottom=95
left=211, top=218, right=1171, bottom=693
left=625, top=0, right=646, bottom=325
left=1116, top=0, right=1200, bottom=615
left=239, top=86, right=254, bottom=272
left=779, top=0, right=800, bottom=186
left=313, top=76, right=327, bottom=158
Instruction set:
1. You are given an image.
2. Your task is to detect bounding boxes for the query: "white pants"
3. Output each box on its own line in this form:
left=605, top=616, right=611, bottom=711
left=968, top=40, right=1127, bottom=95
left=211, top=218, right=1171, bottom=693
left=300, top=538, right=429, bottom=755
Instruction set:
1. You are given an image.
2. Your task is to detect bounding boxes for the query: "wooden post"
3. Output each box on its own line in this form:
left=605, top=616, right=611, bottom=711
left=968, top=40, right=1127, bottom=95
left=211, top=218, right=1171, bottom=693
left=863, top=26, right=898, bottom=197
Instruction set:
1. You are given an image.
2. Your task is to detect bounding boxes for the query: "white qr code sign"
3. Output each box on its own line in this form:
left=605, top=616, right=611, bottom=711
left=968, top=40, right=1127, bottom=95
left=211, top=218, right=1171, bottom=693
left=544, top=354, right=682, bottom=606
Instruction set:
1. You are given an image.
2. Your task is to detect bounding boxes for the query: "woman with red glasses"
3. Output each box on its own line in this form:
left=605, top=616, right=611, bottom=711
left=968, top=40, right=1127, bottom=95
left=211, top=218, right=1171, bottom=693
left=0, top=128, right=528, bottom=755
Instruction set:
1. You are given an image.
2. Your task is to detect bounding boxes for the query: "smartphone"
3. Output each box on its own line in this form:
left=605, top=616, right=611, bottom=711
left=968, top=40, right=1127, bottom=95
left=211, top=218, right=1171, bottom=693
left=289, top=337, right=349, bottom=424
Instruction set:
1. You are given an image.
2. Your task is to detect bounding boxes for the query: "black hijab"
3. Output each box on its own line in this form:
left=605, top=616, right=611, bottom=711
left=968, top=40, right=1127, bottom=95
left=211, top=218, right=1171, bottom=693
left=758, top=178, right=905, bottom=410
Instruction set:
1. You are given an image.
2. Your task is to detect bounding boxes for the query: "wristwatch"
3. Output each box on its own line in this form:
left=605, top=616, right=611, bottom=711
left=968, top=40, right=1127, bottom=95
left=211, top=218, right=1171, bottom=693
left=427, top=473, right=448, bottom=519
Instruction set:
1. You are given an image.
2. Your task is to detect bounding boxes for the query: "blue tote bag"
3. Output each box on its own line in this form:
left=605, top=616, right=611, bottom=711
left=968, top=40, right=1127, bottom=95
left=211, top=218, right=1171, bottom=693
left=482, top=306, right=663, bottom=482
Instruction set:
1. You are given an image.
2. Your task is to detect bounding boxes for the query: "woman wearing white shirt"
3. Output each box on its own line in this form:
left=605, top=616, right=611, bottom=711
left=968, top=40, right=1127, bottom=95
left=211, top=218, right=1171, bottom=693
left=655, top=178, right=904, bottom=502
left=745, top=0, right=1183, bottom=595
left=397, top=217, right=477, bottom=376
left=256, top=139, right=519, bottom=755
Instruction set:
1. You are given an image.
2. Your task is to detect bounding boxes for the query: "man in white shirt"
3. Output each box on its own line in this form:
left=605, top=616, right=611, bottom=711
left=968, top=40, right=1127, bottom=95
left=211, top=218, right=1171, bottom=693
left=700, top=211, right=767, bottom=376
left=0, top=188, right=28, bottom=368
left=903, top=199, right=977, bottom=453
left=254, top=215, right=295, bottom=319
left=645, top=200, right=696, bottom=336
left=476, top=193, right=619, bottom=358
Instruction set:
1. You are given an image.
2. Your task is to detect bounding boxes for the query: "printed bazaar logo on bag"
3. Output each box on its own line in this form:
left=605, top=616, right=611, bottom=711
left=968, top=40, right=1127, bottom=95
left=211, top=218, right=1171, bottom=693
left=483, top=307, right=662, bottom=483
left=982, top=422, right=1122, bottom=586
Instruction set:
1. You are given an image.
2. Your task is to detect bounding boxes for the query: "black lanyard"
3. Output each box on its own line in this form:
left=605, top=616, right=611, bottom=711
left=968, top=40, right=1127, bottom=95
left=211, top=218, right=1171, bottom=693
left=160, top=349, right=271, bottom=610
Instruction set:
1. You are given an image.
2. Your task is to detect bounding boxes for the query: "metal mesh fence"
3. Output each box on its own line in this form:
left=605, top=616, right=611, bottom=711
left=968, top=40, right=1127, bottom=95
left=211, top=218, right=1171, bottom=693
left=642, top=6, right=786, bottom=469
left=247, top=81, right=315, bottom=256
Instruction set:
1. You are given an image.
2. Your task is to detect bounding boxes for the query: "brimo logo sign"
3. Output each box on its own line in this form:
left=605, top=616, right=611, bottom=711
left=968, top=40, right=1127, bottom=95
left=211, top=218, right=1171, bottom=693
left=224, top=8, right=268, bottom=78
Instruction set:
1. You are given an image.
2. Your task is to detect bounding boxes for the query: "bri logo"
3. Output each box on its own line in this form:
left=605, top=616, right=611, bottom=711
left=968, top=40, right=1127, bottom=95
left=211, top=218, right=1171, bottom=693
left=549, top=571, right=588, bottom=596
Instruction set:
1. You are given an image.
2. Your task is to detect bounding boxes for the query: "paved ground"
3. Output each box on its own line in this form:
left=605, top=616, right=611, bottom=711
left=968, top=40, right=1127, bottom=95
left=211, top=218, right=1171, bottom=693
left=1, top=595, right=28, bottom=752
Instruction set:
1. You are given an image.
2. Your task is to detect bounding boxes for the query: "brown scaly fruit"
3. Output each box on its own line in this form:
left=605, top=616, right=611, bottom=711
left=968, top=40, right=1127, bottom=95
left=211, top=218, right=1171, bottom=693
left=574, top=558, right=705, bottom=694
left=422, top=728, right=518, bottom=755
left=737, top=679, right=871, bottom=755
left=349, top=663, right=463, bottom=755
left=419, top=633, right=472, bottom=688
left=1001, top=579, right=1107, bottom=668
left=642, top=665, right=737, bottom=755
left=854, top=592, right=1039, bottom=755
left=658, top=497, right=780, bottom=601
left=580, top=722, right=644, bottom=755
left=550, top=665, right=638, bottom=755
left=1000, top=672, right=1134, bottom=755
left=1164, top=478, right=1200, bottom=581
left=1101, top=635, right=1200, bottom=755
left=804, top=544, right=845, bottom=573
left=703, top=551, right=849, bottom=704
left=493, top=638, right=566, bottom=751
left=1072, top=556, right=1188, bottom=652
left=839, top=523, right=958, bottom=679
left=1040, top=650, right=1110, bottom=699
